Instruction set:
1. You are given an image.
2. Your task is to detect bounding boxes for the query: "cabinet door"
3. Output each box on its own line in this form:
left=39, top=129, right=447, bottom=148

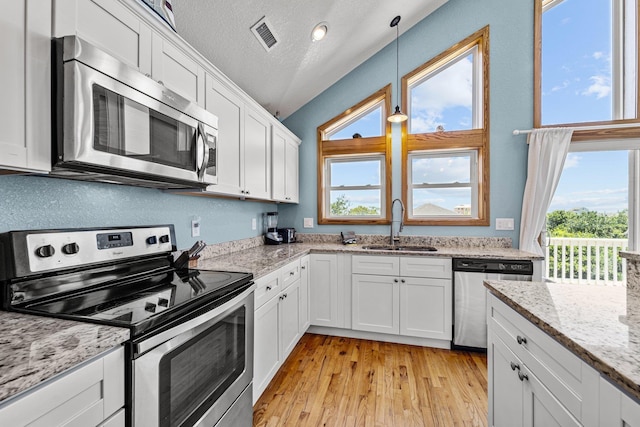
left=54, top=0, right=152, bottom=74
left=352, top=274, right=399, bottom=334
left=151, top=32, right=205, bottom=106
left=253, top=295, right=280, bottom=403
left=279, top=280, right=301, bottom=360
left=271, top=129, right=287, bottom=202
left=204, top=74, right=243, bottom=196
left=284, top=137, right=299, bottom=203
left=0, top=1, right=51, bottom=172
left=523, top=367, right=582, bottom=427
left=299, top=255, right=310, bottom=331
left=310, top=254, right=340, bottom=327
left=488, top=334, right=525, bottom=427
left=271, top=128, right=300, bottom=203
left=243, top=108, right=271, bottom=199
left=399, top=277, right=452, bottom=340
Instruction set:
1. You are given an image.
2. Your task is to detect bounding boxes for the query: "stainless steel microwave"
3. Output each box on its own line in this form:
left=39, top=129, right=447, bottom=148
left=51, top=36, right=217, bottom=189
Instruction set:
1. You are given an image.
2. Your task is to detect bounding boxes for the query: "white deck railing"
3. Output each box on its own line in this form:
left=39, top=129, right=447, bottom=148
left=545, top=237, right=628, bottom=285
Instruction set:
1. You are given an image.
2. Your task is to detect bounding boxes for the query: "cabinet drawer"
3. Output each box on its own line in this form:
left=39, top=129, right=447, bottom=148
left=281, top=260, right=301, bottom=289
left=488, top=293, right=584, bottom=420
left=254, top=269, right=281, bottom=309
left=352, top=255, right=399, bottom=276
left=400, top=257, right=451, bottom=279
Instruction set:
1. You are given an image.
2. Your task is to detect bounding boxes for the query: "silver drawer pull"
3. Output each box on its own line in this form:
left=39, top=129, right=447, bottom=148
left=518, top=371, right=529, bottom=382
left=290, top=271, right=295, bottom=276
left=516, top=335, right=527, bottom=345
left=266, top=286, right=272, bottom=291
left=510, top=362, right=520, bottom=371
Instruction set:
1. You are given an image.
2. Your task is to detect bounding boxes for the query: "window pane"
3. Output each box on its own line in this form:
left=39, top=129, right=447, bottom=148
left=412, top=188, right=471, bottom=216
left=330, top=159, right=381, bottom=187
left=541, top=0, right=613, bottom=124
left=410, top=53, right=474, bottom=134
left=411, top=154, right=471, bottom=185
left=330, top=190, right=382, bottom=216
left=328, top=106, right=383, bottom=140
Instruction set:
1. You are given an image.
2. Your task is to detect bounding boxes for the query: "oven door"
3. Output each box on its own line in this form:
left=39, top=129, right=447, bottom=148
left=132, top=286, right=254, bottom=427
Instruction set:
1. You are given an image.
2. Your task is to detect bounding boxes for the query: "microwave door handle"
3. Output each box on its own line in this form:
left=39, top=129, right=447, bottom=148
left=196, top=123, right=209, bottom=181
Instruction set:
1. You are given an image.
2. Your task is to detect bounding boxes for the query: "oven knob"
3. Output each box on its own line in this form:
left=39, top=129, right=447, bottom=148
left=158, top=298, right=169, bottom=307
left=144, top=302, right=157, bottom=313
left=159, top=235, right=170, bottom=244
left=146, top=236, right=158, bottom=245
left=35, top=245, right=55, bottom=258
left=62, top=242, right=79, bottom=255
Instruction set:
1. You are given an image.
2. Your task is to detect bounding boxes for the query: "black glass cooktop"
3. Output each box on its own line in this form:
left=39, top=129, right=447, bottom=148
left=14, top=268, right=253, bottom=336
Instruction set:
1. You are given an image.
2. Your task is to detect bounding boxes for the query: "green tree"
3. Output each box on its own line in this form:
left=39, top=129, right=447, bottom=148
left=349, top=205, right=380, bottom=216
left=330, top=194, right=351, bottom=216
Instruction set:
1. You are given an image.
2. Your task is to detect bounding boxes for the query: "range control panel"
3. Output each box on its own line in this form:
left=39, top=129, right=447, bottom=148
left=24, top=226, right=174, bottom=273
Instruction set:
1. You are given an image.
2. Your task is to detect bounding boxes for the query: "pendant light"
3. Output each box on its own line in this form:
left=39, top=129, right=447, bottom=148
left=387, top=15, right=408, bottom=123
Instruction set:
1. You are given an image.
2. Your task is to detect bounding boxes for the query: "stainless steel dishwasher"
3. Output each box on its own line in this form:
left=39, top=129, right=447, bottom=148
left=452, top=258, right=536, bottom=350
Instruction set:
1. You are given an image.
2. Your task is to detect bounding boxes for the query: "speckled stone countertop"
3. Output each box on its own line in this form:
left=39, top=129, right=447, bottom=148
left=197, top=241, right=542, bottom=279
left=0, top=311, right=130, bottom=404
left=485, top=280, right=640, bottom=400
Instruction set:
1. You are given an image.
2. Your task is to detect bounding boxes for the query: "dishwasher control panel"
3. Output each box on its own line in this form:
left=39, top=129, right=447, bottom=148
left=452, top=258, right=534, bottom=275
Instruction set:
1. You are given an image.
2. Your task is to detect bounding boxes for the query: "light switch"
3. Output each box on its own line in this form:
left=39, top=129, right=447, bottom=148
left=303, top=218, right=314, bottom=228
left=251, top=218, right=257, bottom=230
left=496, top=218, right=514, bottom=230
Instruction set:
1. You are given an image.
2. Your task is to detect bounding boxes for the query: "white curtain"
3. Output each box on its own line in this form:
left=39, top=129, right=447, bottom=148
left=519, top=128, right=573, bottom=256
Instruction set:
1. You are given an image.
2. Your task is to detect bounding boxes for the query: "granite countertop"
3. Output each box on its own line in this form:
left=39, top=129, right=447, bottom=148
left=197, top=242, right=542, bottom=279
left=485, top=280, right=640, bottom=400
left=0, top=311, right=130, bottom=404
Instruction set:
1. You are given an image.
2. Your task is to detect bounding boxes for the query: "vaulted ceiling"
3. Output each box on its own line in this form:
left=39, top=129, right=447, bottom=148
left=174, top=0, right=449, bottom=119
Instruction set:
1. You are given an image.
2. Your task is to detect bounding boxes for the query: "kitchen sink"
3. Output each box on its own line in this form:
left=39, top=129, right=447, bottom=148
left=362, top=245, right=437, bottom=252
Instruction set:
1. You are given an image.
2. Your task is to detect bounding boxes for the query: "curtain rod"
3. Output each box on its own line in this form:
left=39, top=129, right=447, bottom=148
left=513, top=122, right=640, bottom=135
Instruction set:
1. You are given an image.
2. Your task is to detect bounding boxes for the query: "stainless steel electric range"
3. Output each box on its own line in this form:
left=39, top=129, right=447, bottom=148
left=0, top=225, right=254, bottom=427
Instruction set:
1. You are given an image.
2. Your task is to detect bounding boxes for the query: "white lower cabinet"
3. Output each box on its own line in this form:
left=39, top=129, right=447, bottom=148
left=488, top=292, right=600, bottom=427
left=351, top=255, right=452, bottom=341
left=0, top=346, right=125, bottom=427
left=309, top=254, right=341, bottom=328
left=253, top=259, right=307, bottom=404
left=299, top=255, right=310, bottom=331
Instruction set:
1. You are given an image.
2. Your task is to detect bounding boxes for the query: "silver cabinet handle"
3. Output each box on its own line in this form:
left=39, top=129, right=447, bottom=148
left=510, top=362, right=519, bottom=371
left=518, top=371, right=529, bottom=382
left=400, top=279, right=405, bottom=283
left=393, top=278, right=399, bottom=283
left=290, top=271, right=295, bottom=276
left=517, top=335, right=527, bottom=345
left=301, top=266, right=306, bottom=270
left=266, top=286, right=272, bottom=291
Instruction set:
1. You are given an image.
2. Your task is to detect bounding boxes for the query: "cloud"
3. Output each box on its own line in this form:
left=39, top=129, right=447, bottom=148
left=551, top=80, right=570, bottom=92
left=411, top=155, right=470, bottom=184
left=581, top=75, right=611, bottom=99
left=592, top=51, right=604, bottom=60
left=410, top=55, right=473, bottom=133
left=563, top=153, right=581, bottom=169
left=550, top=188, right=628, bottom=213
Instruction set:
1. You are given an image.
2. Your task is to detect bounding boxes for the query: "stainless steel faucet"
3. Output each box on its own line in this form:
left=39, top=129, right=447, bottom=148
left=390, top=198, right=405, bottom=246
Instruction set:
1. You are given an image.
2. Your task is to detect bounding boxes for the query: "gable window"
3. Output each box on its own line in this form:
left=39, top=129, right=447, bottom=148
left=317, top=86, right=392, bottom=224
left=536, top=0, right=640, bottom=134
left=402, top=26, right=489, bottom=225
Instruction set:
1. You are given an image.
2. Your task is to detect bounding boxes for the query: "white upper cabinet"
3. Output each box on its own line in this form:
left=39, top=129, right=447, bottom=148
left=151, top=32, right=205, bottom=106
left=204, top=74, right=244, bottom=196
left=272, top=126, right=300, bottom=203
left=243, top=107, right=272, bottom=200
left=53, top=0, right=152, bottom=74
left=0, top=1, right=52, bottom=173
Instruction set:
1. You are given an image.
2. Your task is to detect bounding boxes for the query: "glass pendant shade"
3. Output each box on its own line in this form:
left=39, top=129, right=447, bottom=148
left=387, top=105, right=408, bottom=122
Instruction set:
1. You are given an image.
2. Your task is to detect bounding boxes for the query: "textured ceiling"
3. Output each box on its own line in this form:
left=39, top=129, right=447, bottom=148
left=174, top=0, right=449, bottom=119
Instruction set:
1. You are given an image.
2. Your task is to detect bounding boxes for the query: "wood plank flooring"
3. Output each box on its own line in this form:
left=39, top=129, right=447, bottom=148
left=253, top=333, right=488, bottom=427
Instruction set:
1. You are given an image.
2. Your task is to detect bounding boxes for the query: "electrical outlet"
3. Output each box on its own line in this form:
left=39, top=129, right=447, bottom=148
left=191, top=219, right=201, bottom=237
left=496, top=218, right=514, bottom=231
left=303, top=218, right=314, bottom=228
left=251, top=218, right=257, bottom=230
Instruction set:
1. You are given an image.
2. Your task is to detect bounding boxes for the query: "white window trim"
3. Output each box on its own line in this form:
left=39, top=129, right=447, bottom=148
left=325, top=155, right=386, bottom=219
left=407, top=150, right=479, bottom=219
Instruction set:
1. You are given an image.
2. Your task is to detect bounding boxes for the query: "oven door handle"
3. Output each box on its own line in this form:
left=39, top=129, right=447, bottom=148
left=134, top=284, right=255, bottom=356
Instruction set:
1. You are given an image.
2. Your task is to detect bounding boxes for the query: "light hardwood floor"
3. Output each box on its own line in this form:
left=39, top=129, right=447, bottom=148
left=253, top=333, right=488, bottom=427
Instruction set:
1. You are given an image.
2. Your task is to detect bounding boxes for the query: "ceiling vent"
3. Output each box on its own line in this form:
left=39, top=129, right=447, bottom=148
left=251, top=16, right=278, bottom=52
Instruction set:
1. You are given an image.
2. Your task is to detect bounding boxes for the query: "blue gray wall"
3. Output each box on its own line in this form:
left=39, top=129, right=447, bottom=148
left=0, top=175, right=275, bottom=249
left=280, top=0, right=534, bottom=247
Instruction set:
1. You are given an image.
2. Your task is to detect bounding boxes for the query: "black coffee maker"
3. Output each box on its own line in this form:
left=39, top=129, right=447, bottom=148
left=264, top=212, right=282, bottom=245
